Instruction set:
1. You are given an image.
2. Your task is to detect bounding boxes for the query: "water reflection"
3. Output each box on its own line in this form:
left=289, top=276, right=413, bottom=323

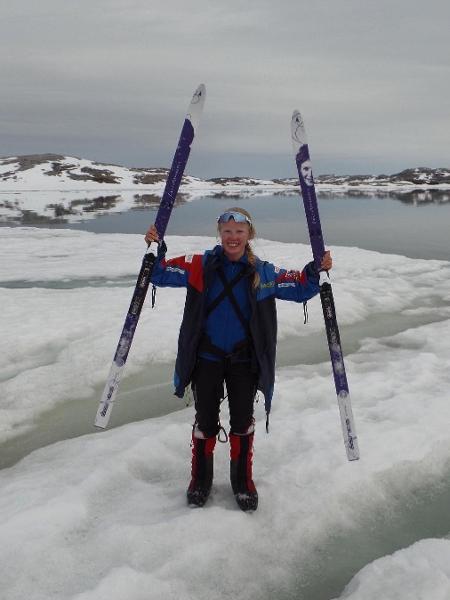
left=317, top=188, right=450, bottom=205
left=2, top=188, right=450, bottom=228
left=1, top=190, right=449, bottom=261
left=0, top=191, right=189, bottom=225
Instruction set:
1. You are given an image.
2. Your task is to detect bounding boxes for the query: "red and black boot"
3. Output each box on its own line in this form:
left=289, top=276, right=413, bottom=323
left=187, top=426, right=216, bottom=507
left=229, top=432, right=258, bottom=512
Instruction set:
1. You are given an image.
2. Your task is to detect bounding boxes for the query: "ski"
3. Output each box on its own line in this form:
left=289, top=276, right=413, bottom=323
left=95, top=84, right=206, bottom=429
left=291, top=110, right=360, bottom=461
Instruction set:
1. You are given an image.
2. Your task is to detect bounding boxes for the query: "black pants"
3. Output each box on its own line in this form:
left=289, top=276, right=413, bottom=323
left=191, top=358, right=258, bottom=437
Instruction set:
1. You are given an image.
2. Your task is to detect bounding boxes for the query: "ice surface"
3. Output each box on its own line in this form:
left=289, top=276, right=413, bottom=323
left=0, top=317, right=449, bottom=599
left=1, top=227, right=450, bottom=599
left=1, top=228, right=449, bottom=442
left=333, top=538, right=450, bottom=600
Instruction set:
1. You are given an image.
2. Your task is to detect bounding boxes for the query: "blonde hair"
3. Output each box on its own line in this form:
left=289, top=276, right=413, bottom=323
left=218, top=206, right=260, bottom=289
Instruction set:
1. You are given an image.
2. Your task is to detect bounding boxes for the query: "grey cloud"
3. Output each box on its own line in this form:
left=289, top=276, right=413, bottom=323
left=0, top=0, right=449, bottom=177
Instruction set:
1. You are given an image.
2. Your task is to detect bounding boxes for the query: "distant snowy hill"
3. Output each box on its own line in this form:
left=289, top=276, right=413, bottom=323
left=0, top=154, right=287, bottom=194
left=0, top=154, right=197, bottom=190
left=1, top=154, right=449, bottom=225
left=1, top=153, right=450, bottom=191
left=315, top=168, right=450, bottom=187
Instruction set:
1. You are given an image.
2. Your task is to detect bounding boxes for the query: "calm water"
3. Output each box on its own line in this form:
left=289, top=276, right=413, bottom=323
left=59, top=192, right=450, bottom=261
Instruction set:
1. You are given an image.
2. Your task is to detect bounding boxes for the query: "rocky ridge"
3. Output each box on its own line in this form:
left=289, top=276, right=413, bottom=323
left=0, top=154, right=449, bottom=190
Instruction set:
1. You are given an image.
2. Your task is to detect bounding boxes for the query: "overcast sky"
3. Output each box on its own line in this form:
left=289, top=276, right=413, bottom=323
left=1, top=0, right=449, bottom=178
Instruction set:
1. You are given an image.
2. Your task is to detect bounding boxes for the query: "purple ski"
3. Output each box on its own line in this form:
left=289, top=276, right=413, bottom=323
left=291, top=110, right=359, bottom=461
left=95, top=84, right=206, bottom=429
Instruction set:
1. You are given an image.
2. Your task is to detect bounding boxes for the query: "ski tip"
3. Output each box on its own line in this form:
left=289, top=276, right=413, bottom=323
left=346, top=435, right=360, bottom=461
left=347, top=448, right=360, bottom=461
left=291, top=110, right=308, bottom=153
left=195, top=83, right=206, bottom=96
left=94, top=416, right=109, bottom=430
left=94, top=405, right=112, bottom=430
left=187, top=84, right=206, bottom=132
left=94, top=423, right=107, bottom=431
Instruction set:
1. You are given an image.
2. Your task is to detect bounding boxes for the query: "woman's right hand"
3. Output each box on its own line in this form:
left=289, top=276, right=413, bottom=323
left=145, top=224, right=159, bottom=245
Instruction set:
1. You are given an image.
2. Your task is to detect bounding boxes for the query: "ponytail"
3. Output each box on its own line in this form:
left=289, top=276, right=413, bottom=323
left=245, top=242, right=260, bottom=289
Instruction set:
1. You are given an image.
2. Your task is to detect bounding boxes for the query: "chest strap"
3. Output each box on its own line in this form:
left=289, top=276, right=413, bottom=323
left=206, top=267, right=250, bottom=336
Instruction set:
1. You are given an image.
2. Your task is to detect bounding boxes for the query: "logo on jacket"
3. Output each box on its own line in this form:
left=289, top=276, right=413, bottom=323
left=259, top=280, right=275, bottom=289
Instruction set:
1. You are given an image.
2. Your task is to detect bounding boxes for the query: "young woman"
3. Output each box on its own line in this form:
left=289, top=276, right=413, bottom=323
left=145, top=207, right=332, bottom=511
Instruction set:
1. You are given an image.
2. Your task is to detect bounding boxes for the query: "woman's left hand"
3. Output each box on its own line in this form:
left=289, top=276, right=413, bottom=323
left=320, top=250, right=332, bottom=271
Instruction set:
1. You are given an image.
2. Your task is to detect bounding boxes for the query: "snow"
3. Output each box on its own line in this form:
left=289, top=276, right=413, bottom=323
left=333, top=539, right=450, bottom=600
left=0, top=154, right=448, bottom=194
left=1, top=227, right=450, bottom=599
left=1, top=228, right=449, bottom=441
left=0, top=155, right=295, bottom=197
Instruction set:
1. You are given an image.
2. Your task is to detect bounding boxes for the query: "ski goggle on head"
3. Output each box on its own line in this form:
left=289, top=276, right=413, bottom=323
left=217, top=211, right=252, bottom=226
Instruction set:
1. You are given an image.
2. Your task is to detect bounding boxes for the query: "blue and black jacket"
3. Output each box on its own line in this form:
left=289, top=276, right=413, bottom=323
left=150, top=243, right=320, bottom=415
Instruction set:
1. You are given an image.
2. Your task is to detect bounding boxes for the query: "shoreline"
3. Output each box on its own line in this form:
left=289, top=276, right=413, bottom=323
left=1, top=155, right=449, bottom=194
left=1, top=181, right=450, bottom=194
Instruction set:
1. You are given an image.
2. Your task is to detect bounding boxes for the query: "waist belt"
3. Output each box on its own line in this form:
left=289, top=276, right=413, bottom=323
left=198, top=335, right=253, bottom=363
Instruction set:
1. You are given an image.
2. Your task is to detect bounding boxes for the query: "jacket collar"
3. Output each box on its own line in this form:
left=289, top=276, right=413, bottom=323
left=206, top=246, right=256, bottom=277
left=212, top=244, right=250, bottom=266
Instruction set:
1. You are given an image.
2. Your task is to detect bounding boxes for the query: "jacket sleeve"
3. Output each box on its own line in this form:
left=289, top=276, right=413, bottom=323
left=150, top=241, right=203, bottom=289
left=272, top=261, right=320, bottom=302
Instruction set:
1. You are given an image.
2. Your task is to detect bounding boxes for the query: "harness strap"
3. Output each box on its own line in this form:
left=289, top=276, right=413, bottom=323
left=198, top=336, right=252, bottom=362
left=205, top=267, right=248, bottom=319
left=201, top=263, right=257, bottom=367
left=214, top=267, right=251, bottom=336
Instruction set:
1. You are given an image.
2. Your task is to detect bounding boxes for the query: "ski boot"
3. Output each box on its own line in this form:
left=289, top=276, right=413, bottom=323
left=187, top=426, right=216, bottom=507
left=229, top=432, right=258, bottom=512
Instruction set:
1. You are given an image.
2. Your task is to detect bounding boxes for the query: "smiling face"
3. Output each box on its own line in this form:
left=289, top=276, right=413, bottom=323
left=218, top=219, right=251, bottom=261
left=300, top=159, right=313, bottom=186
